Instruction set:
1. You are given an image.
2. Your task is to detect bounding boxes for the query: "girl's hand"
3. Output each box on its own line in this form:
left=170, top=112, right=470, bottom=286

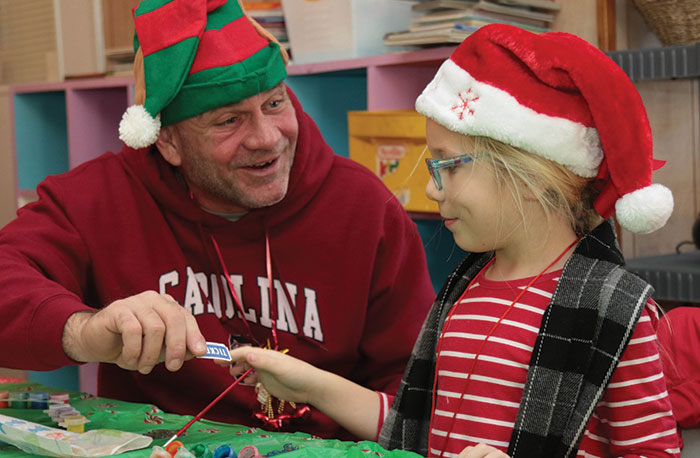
left=456, top=444, right=510, bottom=458
left=223, top=346, right=324, bottom=405
left=218, top=345, right=382, bottom=440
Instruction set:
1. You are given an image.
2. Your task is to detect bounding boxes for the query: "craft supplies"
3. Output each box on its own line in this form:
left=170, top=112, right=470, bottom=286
left=163, top=368, right=254, bottom=448
left=166, top=441, right=185, bottom=456
left=212, top=444, right=235, bottom=458
left=45, top=404, right=81, bottom=422
left=150, top=446, right=173, bottom=458
left=238, top=445, right=262, bottom=458
left=173, top=447, right=197, bottom=458
left=59, top=415, right=90, bottom=433
left=29, top=391, right=49, bottom=409
left=50, top=392, right=70, bottom=404
left=0, top=413, right=152, bottom=457
left=8, top=391, right=28, bottom=408
left=191, top=444, right=213, bottom=458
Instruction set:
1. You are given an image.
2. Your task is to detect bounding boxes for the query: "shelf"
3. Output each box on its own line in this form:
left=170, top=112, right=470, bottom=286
left=287, top=45, right=455, bottom=75
left=626, top=251, right=700, bottom=303
left=10, top=77, right=134, bottom=206
left=605, top=43, right=700, bottom=82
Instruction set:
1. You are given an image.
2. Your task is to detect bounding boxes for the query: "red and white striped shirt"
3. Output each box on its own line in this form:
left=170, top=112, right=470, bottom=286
left=378, top=270, right=680, bottom=458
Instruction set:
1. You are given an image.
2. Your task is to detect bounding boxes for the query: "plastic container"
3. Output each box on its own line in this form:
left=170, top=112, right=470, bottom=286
left=281, top=0, right=414, bottom=64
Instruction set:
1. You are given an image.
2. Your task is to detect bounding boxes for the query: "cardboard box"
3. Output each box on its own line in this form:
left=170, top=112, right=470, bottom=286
left=348, top=110, right=438, bottom=214
left=280, top=0, right=414, bottom=64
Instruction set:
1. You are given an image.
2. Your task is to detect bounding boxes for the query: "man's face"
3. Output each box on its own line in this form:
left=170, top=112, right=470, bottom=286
left=157, top=84, right=299, bottom=213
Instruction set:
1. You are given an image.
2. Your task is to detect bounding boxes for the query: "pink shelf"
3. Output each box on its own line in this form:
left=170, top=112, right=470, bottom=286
left=287, top=45, right=455, bottom=75
left=10, top=76, right=134, bottom=94
left=289, top=46, right=455, bottom=111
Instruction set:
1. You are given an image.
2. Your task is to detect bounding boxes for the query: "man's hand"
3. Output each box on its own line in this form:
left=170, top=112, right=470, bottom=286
left=62, top=291, right=207, bottom=374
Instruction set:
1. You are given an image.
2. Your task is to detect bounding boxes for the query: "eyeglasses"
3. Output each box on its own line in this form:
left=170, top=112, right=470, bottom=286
left=425, top=154, right=473, bottom=191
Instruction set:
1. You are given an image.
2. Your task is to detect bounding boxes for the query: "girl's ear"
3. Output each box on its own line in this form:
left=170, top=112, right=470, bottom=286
left=156, top=126, right=183, bottom=167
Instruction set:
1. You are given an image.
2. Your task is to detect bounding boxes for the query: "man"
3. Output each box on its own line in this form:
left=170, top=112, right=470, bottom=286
left=0, top=0, right=434, bottom=439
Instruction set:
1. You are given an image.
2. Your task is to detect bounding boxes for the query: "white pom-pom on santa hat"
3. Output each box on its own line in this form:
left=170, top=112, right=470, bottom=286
left=118, top=105, right=161, bottom=149
left=615, top=184, right=674, bottom=235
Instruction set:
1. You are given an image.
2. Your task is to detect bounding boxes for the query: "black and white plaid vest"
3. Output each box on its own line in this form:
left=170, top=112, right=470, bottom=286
left=379, top=220, right=652, bottom=458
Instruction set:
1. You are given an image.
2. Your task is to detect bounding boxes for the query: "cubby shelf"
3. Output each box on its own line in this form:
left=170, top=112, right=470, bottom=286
left=9, top=48, right=465, bottom=394
left=10, top=77, right=134, bottom=204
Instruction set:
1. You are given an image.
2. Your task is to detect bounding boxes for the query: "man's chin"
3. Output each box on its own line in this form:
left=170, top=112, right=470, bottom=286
left=245, top=190, right=288, bottom=209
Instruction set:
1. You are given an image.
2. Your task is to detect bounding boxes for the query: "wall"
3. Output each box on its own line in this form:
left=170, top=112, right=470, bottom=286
left=0, top=87, right=17, bottom=228
left=618, top=2, right=700, bottom=258
left=0, top=0, right=57, bottom=229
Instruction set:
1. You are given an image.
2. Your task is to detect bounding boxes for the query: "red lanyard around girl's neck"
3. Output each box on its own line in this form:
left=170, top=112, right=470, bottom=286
left=190, top=191, right=279, bottom=350
left=428, top=237, right=579, bottom=458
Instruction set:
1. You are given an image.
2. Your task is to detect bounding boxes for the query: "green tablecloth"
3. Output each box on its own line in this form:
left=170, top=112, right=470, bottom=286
left=0, top=382, right=418, bottom=458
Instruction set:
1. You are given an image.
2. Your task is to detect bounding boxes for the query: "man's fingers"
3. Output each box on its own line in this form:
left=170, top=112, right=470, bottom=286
left=156, top=297, right=188, bottom=372
left=134, top=305, right=167, bottom=374
left=183, top=312, right=206, bottom=357
left=110, top=310, right=143, bottom=369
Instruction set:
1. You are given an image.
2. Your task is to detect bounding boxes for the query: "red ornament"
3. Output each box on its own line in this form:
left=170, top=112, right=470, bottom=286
left=253, top=383, right=310, bottom=429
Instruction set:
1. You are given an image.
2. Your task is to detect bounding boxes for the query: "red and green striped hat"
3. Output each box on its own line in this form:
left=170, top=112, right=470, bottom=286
left=119, top=0, right=288, bottom=148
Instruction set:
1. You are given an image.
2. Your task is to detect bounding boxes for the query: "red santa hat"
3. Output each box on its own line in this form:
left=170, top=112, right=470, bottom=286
left=416, top=24, right=673, bottom=234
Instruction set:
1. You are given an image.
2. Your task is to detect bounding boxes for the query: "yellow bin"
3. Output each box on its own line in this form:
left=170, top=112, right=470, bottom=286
left=348, top=110, right=438, bottom=213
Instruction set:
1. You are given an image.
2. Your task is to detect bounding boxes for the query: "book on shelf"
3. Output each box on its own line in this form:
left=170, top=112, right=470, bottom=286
left=409, top=16, right=487, bottom=32
left=384, top=24, right=478, bottom=46
left=490, top=0, right=561, bottom=11
left=474, top=0, right=555, bottom=22
left=412, top=0, right=559, bottom=13
left=241, top=0, right=289, bottom=50
left=413, top=2, right=556, bottom=28
left=386, top=0, right=558, bottom=47
left=411, top=0, right=558, bottom=27
left=412, top=11, right=550, bottom=32
left=412, top=0, right=477, bottom=12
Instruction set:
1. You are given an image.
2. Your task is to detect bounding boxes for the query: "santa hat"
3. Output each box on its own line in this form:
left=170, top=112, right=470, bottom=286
left=119, top=0, right=288, bottom=149
left=416, top=24, right=673, bottom=234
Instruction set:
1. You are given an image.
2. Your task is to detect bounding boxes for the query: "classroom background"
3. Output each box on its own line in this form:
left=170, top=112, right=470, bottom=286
left=0, top=0, right=698, bottom=416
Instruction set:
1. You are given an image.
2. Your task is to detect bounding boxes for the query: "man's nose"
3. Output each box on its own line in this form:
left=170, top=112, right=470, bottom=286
left=244, top=114, right=282, bottom=150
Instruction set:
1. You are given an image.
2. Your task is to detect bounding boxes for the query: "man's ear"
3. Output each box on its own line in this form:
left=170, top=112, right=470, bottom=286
left=156, top=125, right=182, bottom=167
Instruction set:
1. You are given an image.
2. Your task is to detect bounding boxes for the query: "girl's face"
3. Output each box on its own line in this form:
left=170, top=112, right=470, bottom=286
left=424, top=119, right=523, bottom=253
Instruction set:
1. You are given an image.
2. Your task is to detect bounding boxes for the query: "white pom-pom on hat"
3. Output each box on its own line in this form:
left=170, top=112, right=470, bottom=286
left=615, top=184, right=674, bottom=234
left=118, top=105, right=161, bottom=149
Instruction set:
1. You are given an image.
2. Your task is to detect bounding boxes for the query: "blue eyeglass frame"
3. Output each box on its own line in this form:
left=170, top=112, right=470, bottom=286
left=425, top=154, right=473, bottom=191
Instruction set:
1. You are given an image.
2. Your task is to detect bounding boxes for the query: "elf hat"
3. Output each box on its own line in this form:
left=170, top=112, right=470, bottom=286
left=119, top=0, right=288, bottom=149
left=416, top=24, right=673, bottom=234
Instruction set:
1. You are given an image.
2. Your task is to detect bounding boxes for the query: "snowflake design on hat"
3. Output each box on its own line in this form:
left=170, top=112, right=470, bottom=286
left=451, top=88, right=479, bottom=120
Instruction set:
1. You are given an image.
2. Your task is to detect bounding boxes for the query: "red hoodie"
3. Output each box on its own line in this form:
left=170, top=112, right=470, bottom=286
left=0, top=89, right=435, bottom=438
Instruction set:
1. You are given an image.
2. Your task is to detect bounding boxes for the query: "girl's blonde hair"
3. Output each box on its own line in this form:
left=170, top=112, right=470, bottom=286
left=466, top=135, right=603, bottom=235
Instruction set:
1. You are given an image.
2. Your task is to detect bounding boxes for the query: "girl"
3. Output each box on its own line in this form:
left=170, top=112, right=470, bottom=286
left=225, top=24, right=679, bottom=458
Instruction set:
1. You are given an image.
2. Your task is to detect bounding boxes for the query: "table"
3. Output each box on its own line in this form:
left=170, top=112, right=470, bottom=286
left=0, top=382, right=415, bottom=458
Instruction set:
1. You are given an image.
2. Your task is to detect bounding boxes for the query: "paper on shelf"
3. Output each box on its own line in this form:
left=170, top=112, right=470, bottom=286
left=0, top=413, right=152, bottom=457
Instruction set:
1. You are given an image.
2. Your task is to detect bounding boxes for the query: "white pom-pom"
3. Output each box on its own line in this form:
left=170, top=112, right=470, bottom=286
left=615, top=184, right=674, bottom=234
left=118, top=105, right=161, bottom=148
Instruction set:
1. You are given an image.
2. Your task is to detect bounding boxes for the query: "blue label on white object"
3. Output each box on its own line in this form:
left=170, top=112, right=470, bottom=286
left=201, top=342, right=232, bottom=362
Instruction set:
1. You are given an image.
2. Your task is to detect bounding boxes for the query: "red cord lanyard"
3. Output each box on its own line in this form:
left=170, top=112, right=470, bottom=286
left=189, top=191, right=279, bottom=350
left=209, top=228, right=279, bottom=351
left=428, top=238, right=579, bottom=458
